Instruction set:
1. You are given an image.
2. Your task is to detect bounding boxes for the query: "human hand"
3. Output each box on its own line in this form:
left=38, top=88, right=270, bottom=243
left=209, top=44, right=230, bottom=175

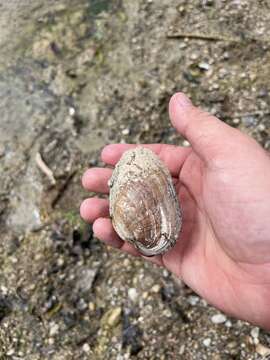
left=80, top=93, right=270, bottom=329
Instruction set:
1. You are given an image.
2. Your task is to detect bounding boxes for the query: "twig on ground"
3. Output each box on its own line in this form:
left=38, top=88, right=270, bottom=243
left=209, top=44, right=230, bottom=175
left=166, top=32, right=236, bottom=42
left=51, top=170, right=76, bottom=208
left=35, top=152, right=56, bottom=185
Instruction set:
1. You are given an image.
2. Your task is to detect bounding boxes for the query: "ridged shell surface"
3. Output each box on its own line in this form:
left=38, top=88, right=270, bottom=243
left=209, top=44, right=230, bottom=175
left=109, top=147, right=182, bottom=256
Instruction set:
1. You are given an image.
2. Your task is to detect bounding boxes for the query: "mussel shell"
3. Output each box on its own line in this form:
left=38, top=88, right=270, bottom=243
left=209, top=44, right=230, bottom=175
left=109, top=147, right=182, bottom=256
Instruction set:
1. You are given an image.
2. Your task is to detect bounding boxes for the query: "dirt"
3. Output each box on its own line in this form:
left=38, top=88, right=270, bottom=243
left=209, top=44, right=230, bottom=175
left=0, top=0, right=270, bottom=359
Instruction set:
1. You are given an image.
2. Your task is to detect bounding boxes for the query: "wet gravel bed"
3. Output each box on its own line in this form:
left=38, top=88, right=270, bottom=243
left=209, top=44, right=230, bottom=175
left=0, top=0, right=270, bottom=358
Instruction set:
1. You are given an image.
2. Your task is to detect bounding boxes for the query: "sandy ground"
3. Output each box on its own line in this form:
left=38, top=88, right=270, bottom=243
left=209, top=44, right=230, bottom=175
left=0, top=0, right=270, bottom=359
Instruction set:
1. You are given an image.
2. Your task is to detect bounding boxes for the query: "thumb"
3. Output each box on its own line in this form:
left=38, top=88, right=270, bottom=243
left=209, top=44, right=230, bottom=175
left=169, top=92, right=240, bottom=165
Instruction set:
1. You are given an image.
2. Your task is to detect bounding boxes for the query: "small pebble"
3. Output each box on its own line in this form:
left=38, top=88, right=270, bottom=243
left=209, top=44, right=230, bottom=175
left=163, top=308, right=172, bottom=318
left=49, top=323, right=59, bottom=336
left=211, top=313, right=227, bottom=324
left=1, top=287, right=8, bottom=295
left=48, top=337, right=54, bottom=345
left=88, top=302, right=95, bottom=311
left=142, top=291, right=148, bottom=299
left=258, top=123, right=266, bottom=132
left=225, top=320, right=232, bottom=327
left=6, top=349, right=15, bottom=356
left=256, top=343, right=270, bottom=356
left=242, top=115, right=257, bottom=127
left=108, top=307, right=122, bottom=327
left=77, top=298, right=87, bottom=311
left=57, top=258, right=64, bottom=267
left=198, top=62, right=210, bottom=71
left=187, top=295, right=200, bottom=306
left=128, top=288, right=138, bottom=302
left=178, top=5, right=185, bottom=14
left=190, top=53, right=199, bottom=60
left=179, top=344, right=185, bottom=355
left=69, top=107, right=76, bottom=117
left=151, top=284, right=161, bottom=293
left=82, top=343, right=90, bottom=353
left=122, top=128, right=130, bottom=135
left=223, top=52, right=230, bottom=60
left=203, top=338, right=211, bottom=347
left=251, top=327, right=260, bottom=339
left=179, top=42, right=187, bottom=49
left=182, top=140, right=190, bottom=147
left=227, top=341, right=237, bottom=349
left=232, top=118, right=240, bottom=125
left=162, top=269, right=169, bottom=277
left=212, top=83, right=219, bottom=90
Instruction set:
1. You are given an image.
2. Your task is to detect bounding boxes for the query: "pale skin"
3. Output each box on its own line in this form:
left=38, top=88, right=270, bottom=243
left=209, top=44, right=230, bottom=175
left=80, top=93, right=270, bottom=330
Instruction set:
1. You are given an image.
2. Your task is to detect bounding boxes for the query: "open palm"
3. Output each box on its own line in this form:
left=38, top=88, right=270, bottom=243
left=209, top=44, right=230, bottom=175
left=80, top=93, right=270, bottom=329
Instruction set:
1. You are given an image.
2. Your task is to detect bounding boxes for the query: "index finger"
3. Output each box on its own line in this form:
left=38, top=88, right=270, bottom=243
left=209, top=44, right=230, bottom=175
left=101, top=143, right=192, bottom=177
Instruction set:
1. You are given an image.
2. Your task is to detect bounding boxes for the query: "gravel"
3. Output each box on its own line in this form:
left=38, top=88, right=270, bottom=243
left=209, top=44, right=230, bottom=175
left=0, top=0, right=269, bottom=358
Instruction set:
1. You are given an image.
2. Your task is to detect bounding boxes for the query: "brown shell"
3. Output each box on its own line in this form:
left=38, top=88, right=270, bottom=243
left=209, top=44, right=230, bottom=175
left=109, top=147, right=182, bottom=256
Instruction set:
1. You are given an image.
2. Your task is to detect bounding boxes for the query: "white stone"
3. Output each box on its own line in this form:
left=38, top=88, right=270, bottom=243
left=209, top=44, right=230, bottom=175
left=182, top=140, right=190, bottom=147
left=256, top=344, right=270, bottom=356
left=49, top=323, right=59, bottom=336
left=232, top=118, right=240, bottom=124
left=203, top=338, right=211, bottom=347
left=251, top=327, right=260, bottom=339
left=151, top=284, right=161, bottom=293
left=6, top=349, right=15, bottom=356
left=122, top=128, right=130, bottom=135
left=198, top=62, right=210, bottom=71
left=82, top=343, right=90, bottom=353
left=258, top=123, right=266, bottom=131
left=69, top=107, right=75, bottom=117
left=128, top=288, right=138, bottom=302
left=211, top=313, right=227, bottom=324
left=187, top=295, right=199, bottom=306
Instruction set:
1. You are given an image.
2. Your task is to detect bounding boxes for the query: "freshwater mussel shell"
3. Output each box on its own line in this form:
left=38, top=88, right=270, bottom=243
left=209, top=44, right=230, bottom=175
left=109, top=147, right=182, bottom=256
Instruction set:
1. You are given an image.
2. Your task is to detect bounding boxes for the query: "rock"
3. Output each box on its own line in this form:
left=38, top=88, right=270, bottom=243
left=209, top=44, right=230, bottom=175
left=88, top=302, right=95, bottom=311
left=151, top=284, right=161, bottom=293
left=179, top=345, right=185, bottom=355
left=203, top=338, right=211, bottom=347
left=104, top=307, right=122, bottom=327
left=49, top=323, right=59, bottom=336
left=211, top=313, right=227, bottom=324
left=82, top=343, right=91, bottom=353
left=160, top=282, right=176, bottom=302
left=242, top=115, right=257, bottom=127
left=182, top=140, right=190, bottom=147
left=122, top=310, right=143, bottom=356
left=258, top=123, right=266, bottom=132
left=198, top=62, right=210, bottom=71
left=251, top=327, right=260, bottom=344
left=121, top=128, right=130, bottom=135
left=77, top=298, right=88, bottom=312
left=128, top=288, right=138, bottom=302
left=251, top=327, right=260, bottom=339
left=76, top=268, right=98, bottom=293
left=256, top=343, right=270, bottom=356
left=122, top=324, right=143, bottom=355
left=187, top=295, right=199, bottom=306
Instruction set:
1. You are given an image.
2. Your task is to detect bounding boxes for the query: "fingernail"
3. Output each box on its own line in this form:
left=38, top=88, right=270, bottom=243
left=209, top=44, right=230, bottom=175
left=175, top=93, right=192, bottom=108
